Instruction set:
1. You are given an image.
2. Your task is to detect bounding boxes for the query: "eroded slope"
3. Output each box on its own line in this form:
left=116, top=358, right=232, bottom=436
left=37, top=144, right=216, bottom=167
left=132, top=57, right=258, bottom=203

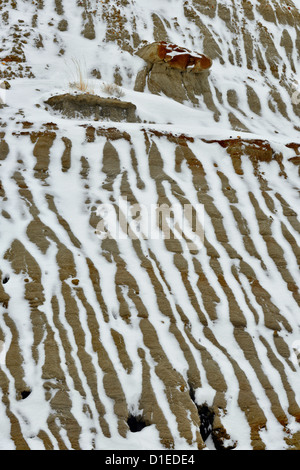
left=0, top=125, right=299, bottom=449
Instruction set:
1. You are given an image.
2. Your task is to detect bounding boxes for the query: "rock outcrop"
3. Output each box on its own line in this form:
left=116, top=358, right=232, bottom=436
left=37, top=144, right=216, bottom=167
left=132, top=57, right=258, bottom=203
left=135, top=42, right=213, bottom=106
left=136, top=42, right=212, bottom=72
left=45, top=93, right=140, bottom=122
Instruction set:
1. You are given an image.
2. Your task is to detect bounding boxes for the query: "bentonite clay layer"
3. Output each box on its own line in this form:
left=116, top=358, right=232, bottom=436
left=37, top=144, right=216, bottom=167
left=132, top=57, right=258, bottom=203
left=0, top=125, right=299, bottom=449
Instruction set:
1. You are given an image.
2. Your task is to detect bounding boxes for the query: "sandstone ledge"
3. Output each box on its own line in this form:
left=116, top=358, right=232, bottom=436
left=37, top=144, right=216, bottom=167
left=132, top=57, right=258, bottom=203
left=136, top=41, right=212, bottom=73
left=44, top=93, right=140, bottom=122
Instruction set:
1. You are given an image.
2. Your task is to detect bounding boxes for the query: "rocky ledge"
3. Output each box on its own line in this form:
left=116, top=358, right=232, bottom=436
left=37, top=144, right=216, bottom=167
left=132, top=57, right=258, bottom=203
left=44, top=93, right=140, bottom=122
left=136, top=42, right=212, bottom=73
left=134, top=41, right=213, bottom=106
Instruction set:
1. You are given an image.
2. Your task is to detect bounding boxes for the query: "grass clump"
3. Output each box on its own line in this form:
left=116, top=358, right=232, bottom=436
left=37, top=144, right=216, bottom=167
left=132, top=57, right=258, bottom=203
left=68, top=58, right=94, bottom=94
left=101, top=82, right=125, bottom=99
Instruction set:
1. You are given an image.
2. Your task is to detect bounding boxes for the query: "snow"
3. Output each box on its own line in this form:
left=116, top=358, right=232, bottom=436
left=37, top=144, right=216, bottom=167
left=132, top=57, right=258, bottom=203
left=0, top=0, right=299, bottom=452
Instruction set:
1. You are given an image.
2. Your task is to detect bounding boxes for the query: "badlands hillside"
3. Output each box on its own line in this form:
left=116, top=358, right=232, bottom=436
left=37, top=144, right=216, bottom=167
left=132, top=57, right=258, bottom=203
left=0, top=0, right=300, bottom=450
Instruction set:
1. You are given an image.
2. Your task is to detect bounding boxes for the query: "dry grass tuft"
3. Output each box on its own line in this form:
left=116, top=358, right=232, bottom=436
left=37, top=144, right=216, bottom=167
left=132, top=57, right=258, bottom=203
left=68, top=58, right=94, bottom=94
left=101, top=82, right=125, bottom=98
